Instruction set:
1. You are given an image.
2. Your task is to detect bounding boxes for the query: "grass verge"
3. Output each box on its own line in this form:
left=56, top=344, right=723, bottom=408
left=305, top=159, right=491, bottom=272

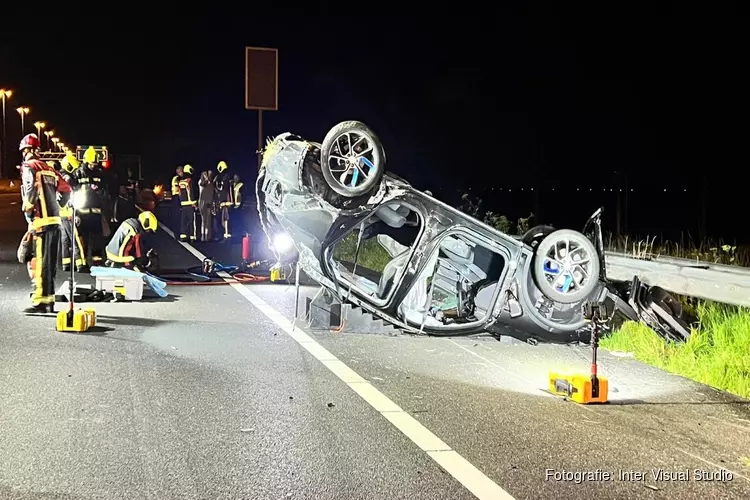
left=601, top=302, right=750, bottom=399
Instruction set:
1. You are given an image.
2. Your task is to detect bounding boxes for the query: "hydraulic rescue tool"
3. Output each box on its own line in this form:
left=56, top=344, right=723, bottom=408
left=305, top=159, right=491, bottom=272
left=56, top=196, right=97, bottom=332
left=548, top=301, right=610, bottom=404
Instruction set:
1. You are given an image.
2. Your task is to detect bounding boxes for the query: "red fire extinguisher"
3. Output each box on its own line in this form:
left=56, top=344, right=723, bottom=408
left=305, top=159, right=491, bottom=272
left=242, top=233, right=253, bottom=262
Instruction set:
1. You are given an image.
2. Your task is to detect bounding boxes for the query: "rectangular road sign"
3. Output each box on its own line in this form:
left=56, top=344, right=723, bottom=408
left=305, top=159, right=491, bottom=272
left=245, top=47, right=278, bottom=111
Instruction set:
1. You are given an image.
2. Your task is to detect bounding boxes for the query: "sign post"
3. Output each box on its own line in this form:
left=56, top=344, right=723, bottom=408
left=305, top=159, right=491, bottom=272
left=245, top=47, right=279, bottom=170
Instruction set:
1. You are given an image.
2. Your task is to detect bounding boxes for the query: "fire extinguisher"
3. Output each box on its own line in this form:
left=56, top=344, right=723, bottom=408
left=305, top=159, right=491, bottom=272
left=242, top=233, right=253, bottom=262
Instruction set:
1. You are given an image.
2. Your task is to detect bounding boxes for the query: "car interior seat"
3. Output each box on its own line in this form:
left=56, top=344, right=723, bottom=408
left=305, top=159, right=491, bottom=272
left=375, top=204, right=406, bottom=228
left=438, top=236, right=487, bottom=284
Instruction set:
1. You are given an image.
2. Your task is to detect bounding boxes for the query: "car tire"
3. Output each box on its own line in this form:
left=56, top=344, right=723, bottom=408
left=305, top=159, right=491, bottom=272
left=532, top=229, right=601, bottom=304
left=521, top=224, right=556, bottom=250
left=320, top=121, right=386, bottom=198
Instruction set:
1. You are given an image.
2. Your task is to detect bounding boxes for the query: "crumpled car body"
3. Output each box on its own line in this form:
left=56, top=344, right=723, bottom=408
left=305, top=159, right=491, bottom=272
left=256, top=124, right=695, bottom=344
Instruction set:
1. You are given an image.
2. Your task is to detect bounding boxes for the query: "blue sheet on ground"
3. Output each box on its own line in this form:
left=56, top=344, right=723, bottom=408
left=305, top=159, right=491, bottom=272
left=89, top=266, right=169, bottom=298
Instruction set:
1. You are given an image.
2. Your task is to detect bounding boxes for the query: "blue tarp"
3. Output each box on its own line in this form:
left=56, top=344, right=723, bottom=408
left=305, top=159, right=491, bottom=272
left=89, top=266, right=169, bottom=298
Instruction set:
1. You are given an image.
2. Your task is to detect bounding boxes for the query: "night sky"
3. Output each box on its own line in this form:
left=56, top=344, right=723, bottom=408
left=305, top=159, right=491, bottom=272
left=1, top=7, right=747, bottom=240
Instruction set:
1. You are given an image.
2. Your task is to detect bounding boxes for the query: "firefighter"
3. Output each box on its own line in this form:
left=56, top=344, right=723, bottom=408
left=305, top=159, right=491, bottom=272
left=125, top=167, right=139, bottom=201
left=105, top=211, right=158, bottom=271
left=170, top=165, right=183, bottom=239
left=19, top=134, right=71, bottom=313
left=74, top=146, right=108, bottom=270
left=214, top=160, right=234, bottom=240
left=59, top=153, right=86, bottom=272
left=178, top=164, right=198, bottom=241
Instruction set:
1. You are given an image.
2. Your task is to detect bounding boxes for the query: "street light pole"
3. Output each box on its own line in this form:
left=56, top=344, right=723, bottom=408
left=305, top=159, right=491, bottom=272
left=17, top=107, right=29, bottom=135
left=34, top=122, right=45, bottom=149
left=0, top=89, right=12, bottom=178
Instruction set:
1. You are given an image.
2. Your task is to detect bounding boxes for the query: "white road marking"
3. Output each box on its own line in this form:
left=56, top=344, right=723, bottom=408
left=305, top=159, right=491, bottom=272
left=157, top=221, right=516, bottom=500
left=676, top=448, right=750, bottom=483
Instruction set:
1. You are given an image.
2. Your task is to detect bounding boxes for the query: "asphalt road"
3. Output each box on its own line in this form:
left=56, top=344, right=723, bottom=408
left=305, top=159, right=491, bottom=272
left=1, top=193, right=750, bottom=499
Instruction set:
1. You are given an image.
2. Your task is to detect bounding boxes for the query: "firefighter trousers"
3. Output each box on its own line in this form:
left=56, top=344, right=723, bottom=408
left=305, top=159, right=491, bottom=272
left=180, top=205, right=197, bottom=241
left=32, top=227, right=60, bottom=306
left=171, top=197, right=182, bottom=239
left=219, top=204, right=231, bottom=239
left=80, top=214, right=105, bottom=266
left=61, top=217, right=86, bottom=269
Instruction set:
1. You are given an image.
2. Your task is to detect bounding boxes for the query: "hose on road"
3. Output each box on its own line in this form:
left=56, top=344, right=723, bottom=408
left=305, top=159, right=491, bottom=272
left=151, top=259, right=271, bottom=286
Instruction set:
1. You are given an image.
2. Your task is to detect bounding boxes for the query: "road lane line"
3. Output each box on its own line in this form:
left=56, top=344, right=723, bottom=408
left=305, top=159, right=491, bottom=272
left=676, top=448, right=750, bottom=482
left=157, top=222, right=516, bottom=500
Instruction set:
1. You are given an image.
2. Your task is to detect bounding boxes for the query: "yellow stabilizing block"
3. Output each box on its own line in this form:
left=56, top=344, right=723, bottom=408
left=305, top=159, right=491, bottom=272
left=270, top=263, right=287, bottom=282
left=548, top=372, right=608, bottom=404
left=56, top=308, right=97, bottom=333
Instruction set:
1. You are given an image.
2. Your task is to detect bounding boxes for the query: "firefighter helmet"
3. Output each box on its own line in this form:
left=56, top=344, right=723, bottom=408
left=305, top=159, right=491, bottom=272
left=83, top=146, right=97, bottom=164
left=19, top=134, right=40, bottom=151
left=183, top=164, right=194, bottom=175
left=138, top=211, right=158, bottom=232
left=217, top=160, right=228, bottom=173
left=64, top=152, right=80, bottom=171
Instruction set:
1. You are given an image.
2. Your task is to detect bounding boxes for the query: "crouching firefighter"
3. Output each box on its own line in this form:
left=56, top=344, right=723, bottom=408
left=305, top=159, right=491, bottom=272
left=105, top=211, right=158, bottom=272
left=74, top=146, right=108, bottom=269
left=19, top=134, right=72, bottom=313
left=178, top=164, right=198, bottom=241
left=59, top=153, right=86, bottom=271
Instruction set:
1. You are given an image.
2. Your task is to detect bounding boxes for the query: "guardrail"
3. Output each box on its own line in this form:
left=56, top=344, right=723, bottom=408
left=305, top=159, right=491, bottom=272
left=604, top=251, right=750, bottom=307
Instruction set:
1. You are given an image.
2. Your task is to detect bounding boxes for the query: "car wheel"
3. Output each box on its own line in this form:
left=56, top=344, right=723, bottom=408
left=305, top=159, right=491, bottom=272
left=320, top=121, right=386, bottom=198
left=532, top=229, right=601, bottom=304
left=521, top=224, right=556, bottom=250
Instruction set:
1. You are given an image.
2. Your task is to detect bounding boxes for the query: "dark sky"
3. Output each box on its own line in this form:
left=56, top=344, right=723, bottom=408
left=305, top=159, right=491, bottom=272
left=1, top=6, right=748, bottom=239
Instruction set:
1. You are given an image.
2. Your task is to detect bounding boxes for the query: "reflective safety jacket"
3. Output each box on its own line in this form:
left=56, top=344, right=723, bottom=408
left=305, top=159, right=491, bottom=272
left=105, top=218, right=145, bottom=264
left=74, top=164, right=107, bottom=215
left=59, top=171, right=78, bottom=219
left=215, top=172, right=234, bottom=207
left=21, top=159, right=71, bottom=232
left=171, top=175, right=181, bottom=196
left=178, top=175, right=197, bottom=207
left=233, top=181, right=244, bottom=208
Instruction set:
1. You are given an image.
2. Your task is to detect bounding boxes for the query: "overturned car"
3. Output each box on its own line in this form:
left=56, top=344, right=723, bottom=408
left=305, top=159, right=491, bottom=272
left=256, top=121, right=695, bottom=344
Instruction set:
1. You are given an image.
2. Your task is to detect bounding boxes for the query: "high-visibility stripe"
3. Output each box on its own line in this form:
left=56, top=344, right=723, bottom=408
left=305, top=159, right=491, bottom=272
left=32, top=236, right=43, bottom=305
left=106, top=250, right=135, bottom=263
left=32, top=217, right=61, bottom=230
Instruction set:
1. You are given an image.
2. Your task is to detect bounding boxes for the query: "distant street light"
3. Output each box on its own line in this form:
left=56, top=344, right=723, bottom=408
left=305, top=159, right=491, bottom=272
left=51, top=137, right=59, bottom=151
left=44, top=130, right=54, bottom=151
left=34, top=121, right=46, bottom=148
left=17, top=107, right=30, bottom=134
left=0, top=88, right=12, bottom=177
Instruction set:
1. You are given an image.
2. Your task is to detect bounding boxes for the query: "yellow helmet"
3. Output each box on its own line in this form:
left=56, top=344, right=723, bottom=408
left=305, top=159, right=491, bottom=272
left=46, top=160, right=56, bottom=168
left=83, top=146, right=97, bottom=163
left=138, top=211, right=158, bottom=232
left=183, top=164, right=194, bottom=175
left=217, top=161, right=228, bottom=173
left=64, top=152, right=80, bottom=171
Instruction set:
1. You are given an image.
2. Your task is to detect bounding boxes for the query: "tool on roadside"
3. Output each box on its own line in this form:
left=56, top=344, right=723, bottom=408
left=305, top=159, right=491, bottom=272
left=56, top=195, right=97, bottom=333
left=548, top=300, right=610, bottom=404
